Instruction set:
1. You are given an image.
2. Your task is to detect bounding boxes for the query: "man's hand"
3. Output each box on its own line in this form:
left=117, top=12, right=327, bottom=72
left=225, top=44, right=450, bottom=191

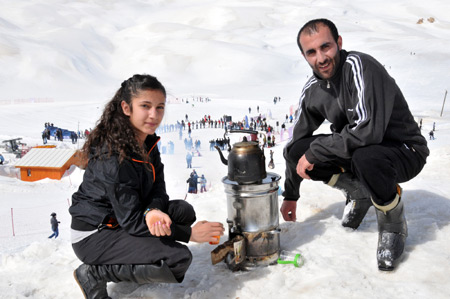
left=190, top=221, right=225, bottom=243
left=296, top=154, right=314, bottom=179
left=146, top=209, right=172, bottom=237
left=280, top=200, right=297, bottom=222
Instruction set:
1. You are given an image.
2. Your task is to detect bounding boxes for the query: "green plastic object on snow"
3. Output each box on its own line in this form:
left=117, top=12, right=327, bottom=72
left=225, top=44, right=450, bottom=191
left=277, top=250, right=304, bottom=268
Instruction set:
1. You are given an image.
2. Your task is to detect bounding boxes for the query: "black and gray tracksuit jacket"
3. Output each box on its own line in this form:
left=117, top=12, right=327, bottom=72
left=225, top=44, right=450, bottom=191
left=69, top=134, right=191, bottom=242
left=287, top=50, right=429, bottom=164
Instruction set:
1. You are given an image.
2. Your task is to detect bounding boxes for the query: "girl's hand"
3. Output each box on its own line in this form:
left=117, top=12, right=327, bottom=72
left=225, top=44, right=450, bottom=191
left=190, top=221, right=225, bottom=243
left=145, top=209, right=172, bottom=237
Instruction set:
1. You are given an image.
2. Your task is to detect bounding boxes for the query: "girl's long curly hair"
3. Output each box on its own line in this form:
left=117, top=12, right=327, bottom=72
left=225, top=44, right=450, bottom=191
left=81, top=74, right=166, bottom=164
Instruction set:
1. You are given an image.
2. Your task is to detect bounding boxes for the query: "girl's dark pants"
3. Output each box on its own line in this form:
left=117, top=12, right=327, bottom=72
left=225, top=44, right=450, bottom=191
left=72, top=200, right=195, bottom=281
left=283, top=134, right=426, bottom=205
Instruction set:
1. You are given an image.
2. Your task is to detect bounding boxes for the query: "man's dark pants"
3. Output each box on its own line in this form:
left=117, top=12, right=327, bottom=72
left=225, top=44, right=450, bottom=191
left=283, top=134, right=426, bottom=205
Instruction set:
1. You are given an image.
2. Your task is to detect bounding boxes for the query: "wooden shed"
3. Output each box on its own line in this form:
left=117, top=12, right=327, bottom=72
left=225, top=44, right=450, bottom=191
left=14, top=148, right=79, bottom=182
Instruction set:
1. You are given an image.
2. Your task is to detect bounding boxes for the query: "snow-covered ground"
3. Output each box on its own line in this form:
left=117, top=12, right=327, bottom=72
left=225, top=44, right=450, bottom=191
left=1, top=0, right=450, bottom=298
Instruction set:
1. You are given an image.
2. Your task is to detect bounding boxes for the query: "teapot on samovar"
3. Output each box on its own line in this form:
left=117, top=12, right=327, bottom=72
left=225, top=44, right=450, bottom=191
left=214, top=130, right=266, bottom=184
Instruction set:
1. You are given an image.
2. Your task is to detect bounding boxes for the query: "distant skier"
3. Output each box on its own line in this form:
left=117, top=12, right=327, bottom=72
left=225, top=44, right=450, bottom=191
left=48, top=212, right=60, bottom=239
left=71, top=132, right=78, bottom=144
left=200, top=174, right=207, bottom=193
left=268, top=150, right=275, bottom=169
left=187, top=171, right=198, bottom=193
left=186, top=152, right=193, bottom=168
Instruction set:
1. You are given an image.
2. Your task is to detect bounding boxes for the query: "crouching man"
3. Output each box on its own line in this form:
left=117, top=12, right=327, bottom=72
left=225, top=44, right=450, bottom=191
left=281, top=18, right=429, bottom=270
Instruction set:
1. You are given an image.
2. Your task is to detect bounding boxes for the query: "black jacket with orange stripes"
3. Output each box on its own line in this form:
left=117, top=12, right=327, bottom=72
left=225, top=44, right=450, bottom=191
left=69, top=134, right=191, bottom=242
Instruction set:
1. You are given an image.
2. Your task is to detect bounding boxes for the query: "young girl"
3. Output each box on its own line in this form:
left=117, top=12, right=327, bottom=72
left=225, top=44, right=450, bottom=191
left=70, top=74, right=224, bottom=299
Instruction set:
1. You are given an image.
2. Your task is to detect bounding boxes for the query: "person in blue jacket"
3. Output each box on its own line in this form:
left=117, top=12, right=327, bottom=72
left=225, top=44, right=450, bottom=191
left=69, top=74, right=224, bottom=299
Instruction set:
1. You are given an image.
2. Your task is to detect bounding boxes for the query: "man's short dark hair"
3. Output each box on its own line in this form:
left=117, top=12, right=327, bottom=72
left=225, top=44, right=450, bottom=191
left=297, top=19, right=339, bottom=53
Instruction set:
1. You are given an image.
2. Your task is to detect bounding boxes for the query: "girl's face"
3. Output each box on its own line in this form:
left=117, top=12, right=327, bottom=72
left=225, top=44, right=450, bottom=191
left=121, top=89, right=166, bottom=144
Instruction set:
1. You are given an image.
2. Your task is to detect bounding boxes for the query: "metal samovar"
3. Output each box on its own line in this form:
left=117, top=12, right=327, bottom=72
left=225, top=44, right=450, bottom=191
left=212, top=130, right=281, bottom=270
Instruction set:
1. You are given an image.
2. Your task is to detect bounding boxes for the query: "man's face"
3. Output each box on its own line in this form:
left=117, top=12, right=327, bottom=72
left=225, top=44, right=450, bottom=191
left=299, top=24, right=342, bottom=80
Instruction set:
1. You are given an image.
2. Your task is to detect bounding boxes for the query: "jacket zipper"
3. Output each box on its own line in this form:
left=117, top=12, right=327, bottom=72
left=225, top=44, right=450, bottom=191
left=327, top=80, right=330, bottom=89
left=130, top=137, right=160, bottom=182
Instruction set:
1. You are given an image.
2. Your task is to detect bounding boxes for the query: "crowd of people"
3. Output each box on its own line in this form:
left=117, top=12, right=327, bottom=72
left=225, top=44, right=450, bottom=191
left=41, top=122, right=90, bottom=144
